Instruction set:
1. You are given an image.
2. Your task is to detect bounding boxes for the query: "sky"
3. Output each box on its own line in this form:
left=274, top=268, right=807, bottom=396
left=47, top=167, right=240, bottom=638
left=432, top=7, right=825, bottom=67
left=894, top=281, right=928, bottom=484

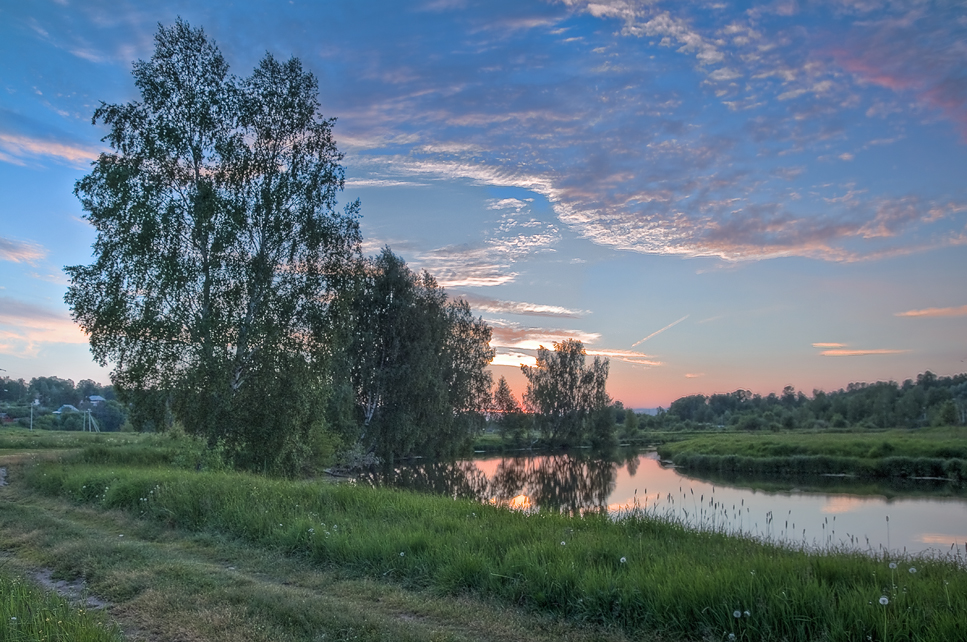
left=1, top=0, right=966, bottom=408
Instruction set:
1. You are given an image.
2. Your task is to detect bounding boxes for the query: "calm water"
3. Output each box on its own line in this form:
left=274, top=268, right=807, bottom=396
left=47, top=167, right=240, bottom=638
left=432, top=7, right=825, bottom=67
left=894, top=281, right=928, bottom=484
left=363, top=450, right=967, bottom=558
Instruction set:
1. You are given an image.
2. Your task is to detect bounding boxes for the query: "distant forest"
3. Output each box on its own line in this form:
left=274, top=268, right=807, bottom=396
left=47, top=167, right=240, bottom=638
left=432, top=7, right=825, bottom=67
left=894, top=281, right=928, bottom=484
left=625, top=371, right=967, bottom=433
left=5, top=370, right=964, bottom=438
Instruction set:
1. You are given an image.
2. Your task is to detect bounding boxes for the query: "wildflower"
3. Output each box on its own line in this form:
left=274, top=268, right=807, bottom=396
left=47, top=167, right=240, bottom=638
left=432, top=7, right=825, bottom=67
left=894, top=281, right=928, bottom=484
left=400, top=551, right=405, bottom=557
left=10, top=617, right=16, bottom=621
left=728, top=634, right=736, bottom=641
left=889, top=562, right=897, bottom=569
left=118, top=534, right=123, bottom=538
left=733, top=610, right=742, bottom=619
left=879, top=596, right=889, bottom=605
left=308, top=528, right=314, bottom=534
left=620, top=557, right=627, bottom=564
left=561, top=541, right=566, bottom=546
left=744, top=610, right=750, bottom=617
left=908, top=567, right=917, bottom=574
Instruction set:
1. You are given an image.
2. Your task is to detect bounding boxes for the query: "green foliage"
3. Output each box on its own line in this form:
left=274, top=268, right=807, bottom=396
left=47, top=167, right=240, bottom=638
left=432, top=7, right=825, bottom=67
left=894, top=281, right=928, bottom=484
left=22, top=456, right=967, bottom=642
left=0, top=572, right=123, bottom=642
left=650, top=371, right=967, bottom=433
left=335, top=248, right=493, bottom=460
left=521, top=340, right=611, bottom=447
left=65, top=20, right=360, bottom=474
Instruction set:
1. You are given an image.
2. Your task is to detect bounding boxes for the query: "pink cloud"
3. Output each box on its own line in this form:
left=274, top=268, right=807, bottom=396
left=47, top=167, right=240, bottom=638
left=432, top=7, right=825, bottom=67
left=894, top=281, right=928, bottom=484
left=0, top=237, right=47, bottom=264
left=0, top=132, right=100, bottom=165
left=820, top=348, right=909, bottom=357
left=895, top=304, right=967, bottom=318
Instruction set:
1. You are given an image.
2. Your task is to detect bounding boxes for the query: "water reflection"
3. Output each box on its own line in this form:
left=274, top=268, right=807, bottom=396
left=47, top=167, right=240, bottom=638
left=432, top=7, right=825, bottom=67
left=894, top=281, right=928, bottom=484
left=361, top=450, right=633, bottom=515
left=362, top=450, right=967, bottom=557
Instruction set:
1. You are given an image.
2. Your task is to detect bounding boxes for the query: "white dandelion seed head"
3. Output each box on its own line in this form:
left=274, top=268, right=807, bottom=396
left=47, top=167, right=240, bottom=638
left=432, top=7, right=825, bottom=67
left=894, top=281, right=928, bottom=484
left=889, top=562, right=897, bottom=569
left=400, top=551, right=405, bottom=557
left=879, top=596, right=889, bottom=605
left=728, top=634, right=736, bottom=641
left=744, top=610, right=750, bottom=617
left=620, top=557, right=627, bottom=564
left=909, top=567, right=917, bottom=574
left=733, top=610, right=742, bottom=618
left=561, top=541, right=566, bottom=546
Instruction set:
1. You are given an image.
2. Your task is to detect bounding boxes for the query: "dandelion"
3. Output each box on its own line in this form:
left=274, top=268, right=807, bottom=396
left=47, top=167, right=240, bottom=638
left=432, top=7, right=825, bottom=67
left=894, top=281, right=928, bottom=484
left=118, top=534, right=123, bottom=538
left=308, top=528, right=314, bottom=534
left=733, top=610, right=742, bottom=619
left=909, top=567, right=917, bottom=574
left=879, top=596, right=889, bottom=605
left=10, top=616, right=16, bottom=621
left=889, top=562, right=897, bottom=569
left=561, top=541, right=566, bottom=546
left=728, top=634, right=736, bottom=641
left=399, top=551, right=405, bottom=557
left=620, top=557, right=627, bottom=564
left=744, top=610, right=750, bottom=617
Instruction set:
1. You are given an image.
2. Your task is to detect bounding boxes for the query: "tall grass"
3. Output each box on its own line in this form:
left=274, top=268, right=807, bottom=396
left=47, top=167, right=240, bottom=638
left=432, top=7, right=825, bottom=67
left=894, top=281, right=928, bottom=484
left=21, top=459, right=967, bottom=641
left=0, top=571, right=123, bottom=642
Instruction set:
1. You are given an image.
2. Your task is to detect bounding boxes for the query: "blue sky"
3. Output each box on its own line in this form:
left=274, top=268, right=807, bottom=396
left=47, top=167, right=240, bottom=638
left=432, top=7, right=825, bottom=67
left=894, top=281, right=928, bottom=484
left=1, top=0, right=965, bottom=407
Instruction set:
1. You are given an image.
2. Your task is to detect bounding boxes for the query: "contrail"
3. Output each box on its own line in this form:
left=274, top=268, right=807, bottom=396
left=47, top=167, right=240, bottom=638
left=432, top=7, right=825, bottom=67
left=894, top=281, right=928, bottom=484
left=632, top=314, right=689, bottom=347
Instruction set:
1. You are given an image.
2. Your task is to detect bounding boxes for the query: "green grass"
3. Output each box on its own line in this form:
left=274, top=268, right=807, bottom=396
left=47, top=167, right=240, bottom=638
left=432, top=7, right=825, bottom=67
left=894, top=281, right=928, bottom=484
left=0, top=570, right=123, bottom=642
left=14, top=448, right=967, bottom=642
left=656, top=427, right=967, bottom=480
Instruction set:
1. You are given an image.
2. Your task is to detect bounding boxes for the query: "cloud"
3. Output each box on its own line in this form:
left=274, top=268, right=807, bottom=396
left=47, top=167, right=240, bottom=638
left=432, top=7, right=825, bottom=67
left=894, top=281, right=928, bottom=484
left=0, top=131, right=99, bottom=166
left=820, top=348, right=909, bottom=357
left=491, top=350, right=538, bottom=368
left=895, top=305, right=967, bottom=318
left=417, top=245, right=519, bottom=287
left=0, top=237, right=47, bottom=264
left=828, top=7, right=967, bottom=139
left=488, top=320, right=600, bottom=350
left=812, top=342, right=846, bottom=348
left=0, top=296, right=88, bottom=357
left=459, top=293, right=588, bottom=318
left=412, top=199, right=560, bottom=287
left=684, top=372, right=704, bottom=378
left=584, top=348, right=662, bottom=366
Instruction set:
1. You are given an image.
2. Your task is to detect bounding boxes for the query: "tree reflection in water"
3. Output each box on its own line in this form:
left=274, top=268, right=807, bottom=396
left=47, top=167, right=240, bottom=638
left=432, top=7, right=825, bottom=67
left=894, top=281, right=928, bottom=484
left=361, top=450, right=632, bottom=515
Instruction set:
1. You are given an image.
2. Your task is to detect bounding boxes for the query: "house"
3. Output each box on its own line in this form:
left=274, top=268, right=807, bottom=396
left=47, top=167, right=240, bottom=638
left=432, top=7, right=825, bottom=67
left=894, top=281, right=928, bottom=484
left=89, top=395, right=107, bottom=405
left=53, top=404, right=80, bottom=414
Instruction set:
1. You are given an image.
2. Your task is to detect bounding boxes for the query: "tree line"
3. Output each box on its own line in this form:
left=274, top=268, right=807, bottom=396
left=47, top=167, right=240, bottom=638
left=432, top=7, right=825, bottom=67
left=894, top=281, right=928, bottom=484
left=638, top=371, right=967, bottom=433
left=59, top=20, right=614, bottom=474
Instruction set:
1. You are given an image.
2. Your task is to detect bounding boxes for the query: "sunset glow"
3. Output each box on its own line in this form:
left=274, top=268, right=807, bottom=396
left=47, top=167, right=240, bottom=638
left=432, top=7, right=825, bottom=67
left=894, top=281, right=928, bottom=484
left=1, top=1, right=965, bottom=406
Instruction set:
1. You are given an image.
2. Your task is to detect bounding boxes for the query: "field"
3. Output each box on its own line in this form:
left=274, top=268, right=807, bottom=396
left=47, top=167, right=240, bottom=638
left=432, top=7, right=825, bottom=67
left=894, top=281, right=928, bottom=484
left=1, top=429, right=965, bottom=641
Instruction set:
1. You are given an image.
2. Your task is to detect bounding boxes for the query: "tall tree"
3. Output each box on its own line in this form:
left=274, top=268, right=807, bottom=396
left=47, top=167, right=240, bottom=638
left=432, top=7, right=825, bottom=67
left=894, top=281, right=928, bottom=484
left=337, top=248, right=493, bottom=460
left=65, top=20, right=360, bottom=473
left=521, top=340, right=610, bottom=446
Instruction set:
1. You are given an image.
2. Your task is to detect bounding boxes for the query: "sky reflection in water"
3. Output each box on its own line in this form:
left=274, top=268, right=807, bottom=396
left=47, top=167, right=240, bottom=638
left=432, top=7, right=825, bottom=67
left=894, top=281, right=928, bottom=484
left=373, top=451, right=967, bottom=558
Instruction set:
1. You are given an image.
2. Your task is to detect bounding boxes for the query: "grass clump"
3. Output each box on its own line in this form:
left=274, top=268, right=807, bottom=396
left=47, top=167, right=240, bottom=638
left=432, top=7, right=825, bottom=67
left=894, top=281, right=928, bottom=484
left=0, top=571, right=123, bottom=642
left=20, top=458, right=967, bottom=642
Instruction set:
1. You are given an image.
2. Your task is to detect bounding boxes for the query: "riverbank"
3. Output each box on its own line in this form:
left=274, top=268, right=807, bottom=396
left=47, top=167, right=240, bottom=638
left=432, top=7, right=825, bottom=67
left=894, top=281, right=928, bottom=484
left=0, top=431, right=962, bottom=641
left=656, top=427, right=967, bottom=481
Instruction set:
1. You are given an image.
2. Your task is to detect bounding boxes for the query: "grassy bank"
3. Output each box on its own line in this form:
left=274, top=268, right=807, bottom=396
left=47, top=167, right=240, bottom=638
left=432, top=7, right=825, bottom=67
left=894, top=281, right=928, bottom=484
left=9, top=445, right=964, bottom=642
left=657, top=428, right=967, bottom=480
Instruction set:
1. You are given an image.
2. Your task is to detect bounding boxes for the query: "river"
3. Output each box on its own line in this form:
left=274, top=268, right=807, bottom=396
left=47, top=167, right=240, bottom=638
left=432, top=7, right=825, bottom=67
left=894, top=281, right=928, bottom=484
left=362, top=449, right=967, bottom=559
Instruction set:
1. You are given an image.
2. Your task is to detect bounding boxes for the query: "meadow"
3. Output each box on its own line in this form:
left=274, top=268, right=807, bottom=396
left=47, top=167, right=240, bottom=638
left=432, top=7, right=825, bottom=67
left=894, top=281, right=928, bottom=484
left=656, top=427, right=967, bottom=480
left=1, top=429, right=965, bottom=641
